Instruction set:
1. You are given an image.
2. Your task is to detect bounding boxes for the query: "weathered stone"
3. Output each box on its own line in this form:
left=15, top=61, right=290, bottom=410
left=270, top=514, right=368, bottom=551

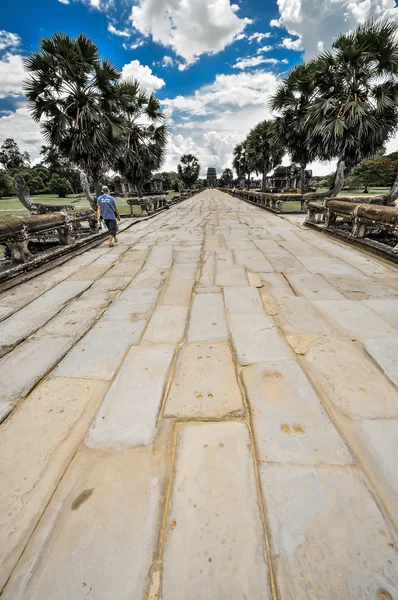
left=198, top=253, right=215, bottom=287
left=277, top=297, right=332, bottom=335
left=247, top=272, right=263, bottom=288
left=228, top=313, right=293, bottom=365
left=363, top=299, right=398, bottom=328
left=102, top=288, right=159, bottom=321
left=363, top=338, right=398, bottom=388
left=313, top=300, right=397, bottom=340
left=261, top=293, right=279, bottom=316
left=298, top=257, right=362, bottom=276
left=89, top=275, right=131, bottom=291
left=3, top=449, right=166, bottom=600
left=87, top=345, right=175, bottom=448
left=346, top=418, right=398, bottom=530
left=286, top=334, right=322, bottom=355
left=129, top=268, right=168, bottom=288
left=103, top=261, right=143, bottom=278
left=303, top=336, right=398, bottom=419
left=286, top=273, right=345, bottom=300
left=243, top=361, right=352, bottom=464
left=257, top=273, right=296, bottom=299
left=55, top=320, right=146, bottom=380
left=68, top=264, right=110, bottom=280
left=0, top=336, right=74, bottom=404
left=161, top=280, right=194, bottom=306
left=36, top=301, right=100, bottom=340
left=174, top=249, right=201, bottom=265
left=164, top=342, right=243, bottom=418
left=188, top=294, right=228, bottom=341
left=161, top=422, right=271, bottom=600
left=234, top=249, right=274, bottom=272
left=145, top=246, right=173, bottom=269
left=92, top=253, right=121, bottom=265
left=260, top=464, right=398, bottom=599
left=143, top=306, right=188, bottom=344
left=0, top=378, right=108, bottom=590
left=215, top=265, right=248, bottom=287
left=325, top=273, right=398, bottom=300
left=224, top=286, right=265, bottom=315
left=267, top=251, right=308, bottom=273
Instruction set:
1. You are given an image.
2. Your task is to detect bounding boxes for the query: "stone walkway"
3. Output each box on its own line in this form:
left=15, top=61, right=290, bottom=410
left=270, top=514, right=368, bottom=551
left=1, top=189, right=398, bottom=599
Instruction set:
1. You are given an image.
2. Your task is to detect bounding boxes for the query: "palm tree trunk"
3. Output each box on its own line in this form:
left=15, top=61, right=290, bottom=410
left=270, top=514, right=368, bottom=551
left=304, top=156, right=346, bottom=202
left=300, top=162, right=307, bottom=194
left=262, top=166, right=268, bottom=192
left=80, top=171, right=97, bottom=213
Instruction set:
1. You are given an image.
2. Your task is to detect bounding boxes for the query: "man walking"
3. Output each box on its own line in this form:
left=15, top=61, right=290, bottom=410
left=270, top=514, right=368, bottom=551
left=97, top=186, right=121, bottom=247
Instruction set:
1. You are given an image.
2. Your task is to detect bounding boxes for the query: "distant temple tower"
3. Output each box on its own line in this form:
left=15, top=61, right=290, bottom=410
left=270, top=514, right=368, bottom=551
left=207, top=167, right=217, bottom=187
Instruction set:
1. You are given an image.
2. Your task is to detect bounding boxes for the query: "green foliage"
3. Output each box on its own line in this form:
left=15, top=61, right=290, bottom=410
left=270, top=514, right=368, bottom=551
left=0, top=170, right=14, bottom=197
left=0, top=139, right=30, bottom=170
left=246, top=120, right=284, bottom=190
left=351, top=157, right=396, bottom=190
left=177, top=154, right=200, bottom=189
left=219, top=168, right=234, bottom=187
left=49, top=174, right=73, bottom=197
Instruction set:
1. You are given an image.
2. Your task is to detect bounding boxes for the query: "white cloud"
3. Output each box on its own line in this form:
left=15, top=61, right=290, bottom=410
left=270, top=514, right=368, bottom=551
left=130, top=0, right=252, bottom=67
left=0, top=105, right=43, bottom=164
left=161, top=56, right=175, bottom=68
left=108, top=24, right=130, bottom=37
left=235, top=33, right=247, bottom=41
left=0, top=53, right=25, bottom=98
left=275, top=0, right=397, bottom=58
left=256, top=45, right=272, bottom=54
left=0, top=30, right=21, bottom=52
left=233, top=56, right=278, bottom=69
left=123, top=40, right=145, bottom=50
left=121, top=59, right=165, bottom=93
left=280, top=36, right=303, bottom=51
left=248, top=32, right=272, bottom=43
left=270, top=19, right=281, bottom=27
left=281, top=58, right=289, bottom=64
left=58, top=0, right=70, bottom=4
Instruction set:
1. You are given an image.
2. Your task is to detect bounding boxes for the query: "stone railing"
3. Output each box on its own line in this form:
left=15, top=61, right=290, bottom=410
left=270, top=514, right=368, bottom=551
left=305, top=195, right=398, bottom=255
left=125, top=191, right=196, bottom=216
left=0, top=209, right=96, bottom=264
left=219, top=188, right=305, bottom=213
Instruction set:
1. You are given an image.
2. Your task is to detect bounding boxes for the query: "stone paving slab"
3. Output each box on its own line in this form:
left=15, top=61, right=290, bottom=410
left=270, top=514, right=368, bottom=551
left=102, top=288, right=159, bottom=321
left=143, top=306, right=189, bottom=344
left=277, top=297, right=332, bottom=335
left=260, top=464, right=398, bottom=600
left=298, top=256, right=363, bottom=276
left=87, top=345, right=175, bottom=448
left=224, top=286, right=264, bottom=315
left=164, top=342, right=243, bottom=418
left=243, top=361, right=352, bottom=465
left=2, top=449, right=165, bottom=600
left=188, top=293, right=228, bottom=341
left=314, top=300, right=398, bottom=340
left=363, top=298, right=398, bottom=328
left=285, top=273, right=345, bottom=301
left=234, top=249, right=274, bottom=272
left=228, top=313, right=293, bottom=365
left=55, top=320, right=146, bottom=380
left=215, top=265, right=248, bottom=287
left=303, top=336, right=398, bottom=419
left=325, top=273, right=398, bottom=300
left=162, top=422, right=271, bottom=600
left=0, top=378, right=108, bottom=590
left=363, top=338, right=398, bottom=388
left=36, top=301, right=101, bottom=340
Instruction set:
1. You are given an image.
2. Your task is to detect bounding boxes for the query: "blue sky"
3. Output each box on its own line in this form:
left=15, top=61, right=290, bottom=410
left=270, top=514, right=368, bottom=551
left=1, top=0, right=397, bottom=176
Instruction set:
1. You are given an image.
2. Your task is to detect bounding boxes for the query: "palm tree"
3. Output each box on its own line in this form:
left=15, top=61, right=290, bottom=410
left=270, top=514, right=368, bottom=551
left=233, top=142, right=254, bottom=190
left=177, top=155, right=200, bottom=189
left=246, top=120, right=284, bottom=191
left=304, top=21, right=398, bottom=198
left=114, top=82, right=167, bottom=196
left=23, top=33, right=132, bottom=210
left=271, top=63, right=317, bottom=193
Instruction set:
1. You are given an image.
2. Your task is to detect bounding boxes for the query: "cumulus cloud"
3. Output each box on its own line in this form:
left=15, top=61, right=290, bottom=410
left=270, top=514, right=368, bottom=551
left=130, top=0, right=252, bottom=67
left=280, top=36, right=303, bottom=51
left=274, top=0, right=398, bottom=58
left=233, top=56, right=278, bottom=69
left=58, top=0, right=70, bottom=4
left=248, top=32, right=272, bottom=43
left=121, top=59, right=165, bottom=93
left=161, top=56, right=175, bottom=68
left=108, top=24, right=130, bottom=37
left=0, top=105, right=43, bottom=163
left=0, top=53, right=25, bottom=98
left=0, top=30, right=21, bottom=52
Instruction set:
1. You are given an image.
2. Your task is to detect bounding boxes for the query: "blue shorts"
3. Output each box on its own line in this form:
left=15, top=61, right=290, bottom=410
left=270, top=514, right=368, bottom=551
left=105, top=219, right=117, bottom=236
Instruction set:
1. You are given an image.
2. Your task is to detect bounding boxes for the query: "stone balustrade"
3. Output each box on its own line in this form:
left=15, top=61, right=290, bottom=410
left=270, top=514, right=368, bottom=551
left=0, top=209, right=96, bottom=264
left=219, top=188, right=305, bottom=213
left=125, top=191, right=196, bottom=216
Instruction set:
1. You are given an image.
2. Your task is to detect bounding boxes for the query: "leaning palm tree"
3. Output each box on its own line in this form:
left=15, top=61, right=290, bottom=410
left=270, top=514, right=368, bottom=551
left=246, top=120, right=284, bottom=191
left=271, top=63, right=317, bottom=193
left=23, top=33, right=132, bottom=211
left=304, top=21, right=398, bottom=199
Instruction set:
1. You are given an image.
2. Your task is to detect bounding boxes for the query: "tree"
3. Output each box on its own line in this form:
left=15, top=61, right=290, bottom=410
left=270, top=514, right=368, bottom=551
left=49, top=174, right=73, bottom=197
left=304, top=21, right=398, bottom=198
left=39, top=145, right=82, bottom=192
left=246, top=120, right=284, bottom=191
left=219, top=168, right=234, bottom=187
left=177, top=154, right=200, bottom=189
left=24, top=33, right=134, bottom=210
left=233, top=142, right=255, bottom=190
left=0, top=170, right=14, bottom=197
left=351, top=157, right=396, bottom=192
left=0, top=139, right=30, bottom=170
left=271, top=63, right=317, bottom=193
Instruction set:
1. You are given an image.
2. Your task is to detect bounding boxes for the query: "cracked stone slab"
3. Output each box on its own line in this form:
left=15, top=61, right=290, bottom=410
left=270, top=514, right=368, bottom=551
left=363, top=338, right=398, bottom=388
left=55, top=320, right=146, bottom=380
left=298, top=257, right=362, bottom=276
left=36, top=301, right=100, bottom=340
left=2, top=449, right=166, bottom=600
left=188, top=293, right=228, bottom=342
left=277, top=297, right=332, bottom=335
left=286, top=273, right=345, bottom=301
left=234, top=249, right=274, bottom=272
left=102, top=288, right=159, bottom=321
left=161, top=422, right=271, bottom=600
left=228, top=313, right=293, bottom=365
left=0, top=378, right=108, bottom=591
left=260, top=464, right=398, bottom=600
left=303, top=336, right=398, bottom=419
left=324, top=274, right=398, bottom=300
left=363, top=299, right=398, bottom=328
left=314, top=300, right=398, bottom=340
left=243, top=361, right=352, bottom=465
left=164, top=342, right=243, bottom=418
left=87, top=345, right=175, bottom=448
